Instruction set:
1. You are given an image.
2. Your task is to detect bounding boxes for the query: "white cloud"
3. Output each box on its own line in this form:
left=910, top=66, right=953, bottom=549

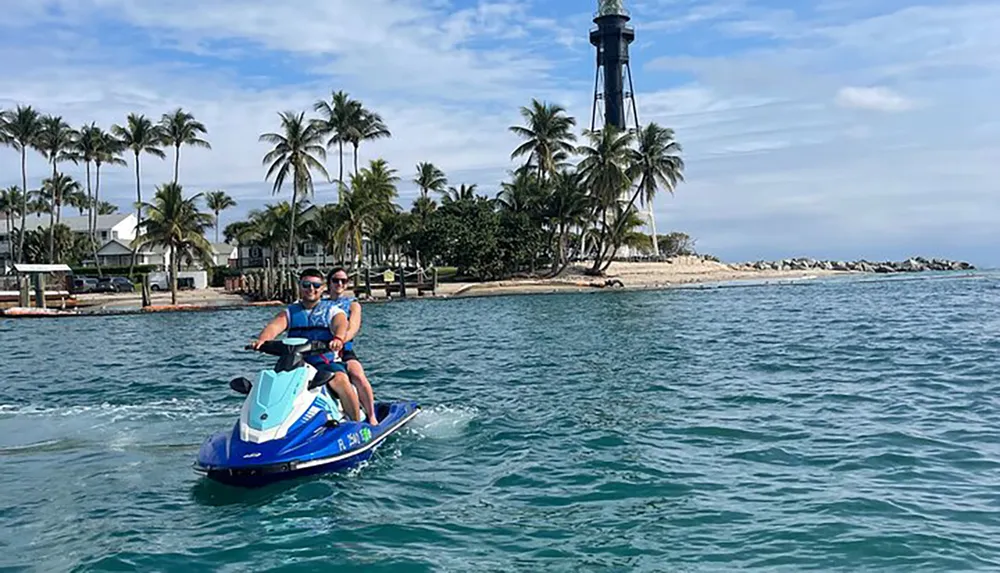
left=635, top=2, right=1000, bottom=263
left=834, top=86, right=915, bottom=111
left=0, top=0, right=998, bottom=266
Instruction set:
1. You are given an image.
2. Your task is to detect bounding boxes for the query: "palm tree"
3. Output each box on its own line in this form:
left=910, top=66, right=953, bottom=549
left=0, top=186, right=22, bottom=264
left=113, top=114, right=166, bottom=220
left=204, top=190, right=237, bottom=243
left=26, top=190, right=49, bottom=217
left=39, top=175, right=82, bottom=257
left=414, top=162, right=447, bottom=199
left=65, top=187, right=89, bottom=216
left=311, top=90, right=363, bottom=191
left=411, top=195, right=437, bottom=219
left=336, top=171, right=389, bottom=265
left=113, top=113, right=166, bottom=274
left=496, top=169, right=544, bottom=216
left=546, top=169, right=591, bottom=275
left=576, top=125, right=635, bottom=273
left=347, top=108, right=391, bottom=177
left=1, top=105, right=43, bottom=263
left=621, top=123, right=684, bottom=258
left=438, top=183, right=478, bottom=205
left=160, top=108, right=211, bottom=184
left=132, top=182, right=214, bottom=305
left=304, top=203, right=344, bottom=265
left=237, top=202, right=298, bottom=268
left=75, top=123, right=101, bottom=256
left=91, top=128, right=126, bottom=275
left=509, top=99, right=578, bottom=183
left=373, top=210, right=411, bottom=265
left=37, top=116, right=78, bottom=261
left=362, top=158, right=400, bottom=204
left=259, top=110, right=329, bottom=273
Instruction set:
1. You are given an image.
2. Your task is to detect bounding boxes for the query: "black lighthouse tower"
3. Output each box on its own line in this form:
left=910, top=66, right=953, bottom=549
left=590, top=0, right=639, bottom=132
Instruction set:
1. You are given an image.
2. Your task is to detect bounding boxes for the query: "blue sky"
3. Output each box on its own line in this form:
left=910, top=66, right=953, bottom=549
left=1, top=0, right=998, bottom=265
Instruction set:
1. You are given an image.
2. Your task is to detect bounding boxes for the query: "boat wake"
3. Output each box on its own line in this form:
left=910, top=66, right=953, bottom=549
left=407, top=404, right=479, bottom=439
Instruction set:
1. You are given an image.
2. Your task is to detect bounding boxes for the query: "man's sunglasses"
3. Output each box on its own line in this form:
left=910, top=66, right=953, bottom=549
left=300, top=280, right=324, bottom=290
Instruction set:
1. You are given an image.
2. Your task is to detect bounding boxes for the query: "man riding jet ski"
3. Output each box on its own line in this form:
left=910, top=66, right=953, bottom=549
left=193, top=267, right=420, bottom=487
left=251, top=267, right=363, bottom=421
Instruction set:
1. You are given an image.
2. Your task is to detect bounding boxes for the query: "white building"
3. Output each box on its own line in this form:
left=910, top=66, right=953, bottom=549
left=0, top=214, right=138, bottom=267
left=210, top=243, right=238, bottom=267
left=94, top=239, right=167, bottom=268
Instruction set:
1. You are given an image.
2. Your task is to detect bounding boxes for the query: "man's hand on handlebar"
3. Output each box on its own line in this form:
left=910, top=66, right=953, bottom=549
left=329, top=336, right=344, bottom=353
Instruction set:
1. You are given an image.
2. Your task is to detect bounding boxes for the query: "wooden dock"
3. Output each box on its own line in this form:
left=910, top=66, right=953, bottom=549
left=227, top=265, right=438, bottom=302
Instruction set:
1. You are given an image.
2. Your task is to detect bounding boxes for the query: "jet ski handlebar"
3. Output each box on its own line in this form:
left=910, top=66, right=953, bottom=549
left=244, top=339, right=331, bottom=356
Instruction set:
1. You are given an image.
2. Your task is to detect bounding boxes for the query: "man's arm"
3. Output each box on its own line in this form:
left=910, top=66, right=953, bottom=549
left=344, top=301, right=362, bottom=342
left=252, top=310, right=288, bottom=348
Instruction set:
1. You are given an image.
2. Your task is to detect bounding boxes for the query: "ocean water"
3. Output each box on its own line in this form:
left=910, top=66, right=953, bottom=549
left=1, top=271, right=999, bottom=572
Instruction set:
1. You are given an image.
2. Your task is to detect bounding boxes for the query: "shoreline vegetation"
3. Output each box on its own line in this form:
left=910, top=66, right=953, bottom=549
left=0, top=95, right=978, bottom=316
left=1, top=254, right=978, bottom=317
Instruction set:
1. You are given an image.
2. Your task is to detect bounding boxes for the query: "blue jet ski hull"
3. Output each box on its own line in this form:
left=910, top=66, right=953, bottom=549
left=194, top=400, right=420, bottom=487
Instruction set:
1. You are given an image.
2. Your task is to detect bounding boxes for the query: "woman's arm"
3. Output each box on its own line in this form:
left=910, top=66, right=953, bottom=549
left=345, top=300, right=362, bottom=342
left=330, top=310, right=348, bottom=351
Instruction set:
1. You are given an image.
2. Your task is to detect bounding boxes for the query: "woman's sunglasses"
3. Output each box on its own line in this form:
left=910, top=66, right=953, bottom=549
left=329, top=278, right=349, bottom=285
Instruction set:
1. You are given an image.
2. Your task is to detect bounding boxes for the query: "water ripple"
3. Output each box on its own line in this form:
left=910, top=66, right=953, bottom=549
left=1, top=272, right=999, bottom=571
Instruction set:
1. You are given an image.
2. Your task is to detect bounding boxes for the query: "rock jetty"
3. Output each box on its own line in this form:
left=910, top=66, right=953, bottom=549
left=734, top=257, right=975, bottom=273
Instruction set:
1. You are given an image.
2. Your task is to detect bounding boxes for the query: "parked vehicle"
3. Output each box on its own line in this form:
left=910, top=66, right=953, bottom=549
left=95, top=276, right=135, bottom=293
left=72, top=277, right=99, bottom=294
left=148, top=271, right=169, bottom=291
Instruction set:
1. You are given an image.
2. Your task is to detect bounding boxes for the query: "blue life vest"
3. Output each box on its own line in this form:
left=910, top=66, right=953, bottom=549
left=286, top=299, right=341, bottom=366
left=329, top=295, right=356, bottom=351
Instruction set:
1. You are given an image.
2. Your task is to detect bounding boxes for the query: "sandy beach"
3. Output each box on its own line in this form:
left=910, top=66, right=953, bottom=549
left=433, top=256, right=850, bottom=298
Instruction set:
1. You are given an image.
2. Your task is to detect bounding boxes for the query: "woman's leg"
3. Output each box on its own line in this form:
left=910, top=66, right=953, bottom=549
left=347, top=360, right=378, bottom=425
left=328, top=371, right=361, bottom=421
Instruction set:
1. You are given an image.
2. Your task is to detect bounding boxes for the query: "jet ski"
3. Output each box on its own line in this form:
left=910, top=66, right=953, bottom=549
left=193, top=337, right=420, bottom=487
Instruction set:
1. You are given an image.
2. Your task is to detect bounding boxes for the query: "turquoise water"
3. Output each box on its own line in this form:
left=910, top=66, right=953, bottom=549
left=2, top=272, right=999, bottom=571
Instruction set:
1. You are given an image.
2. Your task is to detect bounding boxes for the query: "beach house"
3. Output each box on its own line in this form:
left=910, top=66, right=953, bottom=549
left=0, top=214, right=139, bottom=270
left=232, top=205, right=374, bottom=269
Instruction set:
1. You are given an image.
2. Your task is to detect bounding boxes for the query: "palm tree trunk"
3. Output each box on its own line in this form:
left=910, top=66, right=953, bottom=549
left=48, top=162, right=57, bottom=263
left=354, top=229, right=362, bottom=267
left=92, top=163, right=103, bottom=276
left=611, top=177, right=646, bottom=249
left=170, top=243, right=178, bottom=305
left=353, top=143, right=359, bottom=176
left=18, top=149, right=27, bottom=264
left=552, top=228, right=574, bottom=277
left=5, top=213, right=13, bottom=265
left=588, top=208, right=609, bottom=274
left=595, top=177, right=648, bottom=272
left=338, top=141, right=344, bottom=190
left=214, top=210, right=220, bottom=244
left=85, top=161, right=97, bottom=269
left=287, top=186, right=299, bottom=298
left=47, top=208, right=56, bottom=263
left=173, top=144, right=180, bottom=184
left=128, top=153, right=141, bottom=277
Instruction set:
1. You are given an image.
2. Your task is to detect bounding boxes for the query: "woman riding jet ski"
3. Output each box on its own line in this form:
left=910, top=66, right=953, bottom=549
left=193, top=269, right=419, bottom=487
left=251, top=268, right=362, bottom=421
